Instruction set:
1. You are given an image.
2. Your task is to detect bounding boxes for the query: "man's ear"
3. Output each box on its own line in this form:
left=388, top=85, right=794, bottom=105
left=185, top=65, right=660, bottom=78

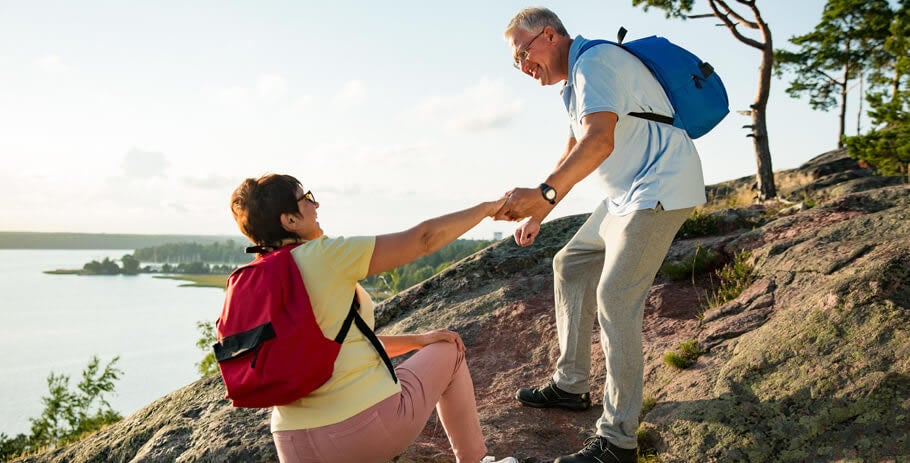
left=543, top=25, right=554, bottom=42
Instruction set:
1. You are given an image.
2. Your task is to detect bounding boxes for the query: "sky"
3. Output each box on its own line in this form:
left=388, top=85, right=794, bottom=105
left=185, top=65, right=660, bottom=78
left=0, top=0, right=869, bottom=241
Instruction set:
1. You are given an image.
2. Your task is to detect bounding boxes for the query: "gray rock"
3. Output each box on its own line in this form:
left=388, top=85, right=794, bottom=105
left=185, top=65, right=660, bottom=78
left=18, top=160, right=910, bottom=462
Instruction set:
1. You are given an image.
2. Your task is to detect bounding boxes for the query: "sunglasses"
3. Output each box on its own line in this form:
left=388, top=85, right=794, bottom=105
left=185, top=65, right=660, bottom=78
left=297, top=190, right=316, bottom=204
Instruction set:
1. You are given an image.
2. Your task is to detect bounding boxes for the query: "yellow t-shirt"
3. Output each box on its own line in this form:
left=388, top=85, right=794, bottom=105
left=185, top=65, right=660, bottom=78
left=270, top=235, right=401, bottom=432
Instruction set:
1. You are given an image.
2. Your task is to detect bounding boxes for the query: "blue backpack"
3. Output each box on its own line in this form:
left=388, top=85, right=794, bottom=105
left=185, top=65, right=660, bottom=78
left=579, top=27, right=729, bottom=139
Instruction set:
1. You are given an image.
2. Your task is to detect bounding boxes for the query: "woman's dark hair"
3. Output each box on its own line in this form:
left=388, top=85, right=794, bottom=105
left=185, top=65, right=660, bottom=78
left=231, top=174, right=303, bottom=246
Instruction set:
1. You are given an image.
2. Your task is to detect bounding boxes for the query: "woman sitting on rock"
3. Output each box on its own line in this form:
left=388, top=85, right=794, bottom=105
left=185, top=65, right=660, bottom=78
left=229, top=174, right=517, bottom=463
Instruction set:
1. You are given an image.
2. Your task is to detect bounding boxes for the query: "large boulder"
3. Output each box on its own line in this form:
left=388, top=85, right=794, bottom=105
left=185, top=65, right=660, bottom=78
left=19, top=151, right=910, bottom=462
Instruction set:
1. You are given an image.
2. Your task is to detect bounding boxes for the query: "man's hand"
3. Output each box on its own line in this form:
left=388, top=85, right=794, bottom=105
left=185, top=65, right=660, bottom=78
left=494, top=187, right=554, bottom=222
left=514, top=218, right=541, bottom=247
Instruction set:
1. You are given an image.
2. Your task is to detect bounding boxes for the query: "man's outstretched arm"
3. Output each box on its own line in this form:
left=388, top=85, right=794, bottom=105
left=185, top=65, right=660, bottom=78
left=496, top=111, right=618, bottom=237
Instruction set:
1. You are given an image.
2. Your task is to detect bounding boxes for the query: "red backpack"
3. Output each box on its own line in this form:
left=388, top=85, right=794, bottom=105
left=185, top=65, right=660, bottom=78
left=213, top=244, right=397, bottom=408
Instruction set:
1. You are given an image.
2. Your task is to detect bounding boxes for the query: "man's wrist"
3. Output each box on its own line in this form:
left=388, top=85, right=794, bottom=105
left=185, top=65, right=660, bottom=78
left=539, top=183, right=557, bottom=205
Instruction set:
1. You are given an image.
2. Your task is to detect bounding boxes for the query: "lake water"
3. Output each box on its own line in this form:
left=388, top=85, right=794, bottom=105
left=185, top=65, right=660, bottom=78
left=0, top=250, right=226, bottom=436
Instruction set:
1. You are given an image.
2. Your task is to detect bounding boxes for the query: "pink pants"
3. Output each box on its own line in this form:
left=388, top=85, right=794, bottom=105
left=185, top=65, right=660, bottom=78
left=273, top=342, right=487, bottom=463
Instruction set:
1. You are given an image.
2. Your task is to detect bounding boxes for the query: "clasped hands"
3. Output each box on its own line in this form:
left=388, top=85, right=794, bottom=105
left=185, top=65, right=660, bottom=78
left=492, top=186, right=556, bottom=247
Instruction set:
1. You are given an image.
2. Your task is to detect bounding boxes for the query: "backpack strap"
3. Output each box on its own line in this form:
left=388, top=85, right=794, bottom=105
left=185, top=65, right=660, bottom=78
left=334, top=293, right=398, bottom=384
left=576, top=30, right=675, bottom=127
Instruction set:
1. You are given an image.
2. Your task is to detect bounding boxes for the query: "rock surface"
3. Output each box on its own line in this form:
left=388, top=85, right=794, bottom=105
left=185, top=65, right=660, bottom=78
left=19, top=151, right=910, bottom=462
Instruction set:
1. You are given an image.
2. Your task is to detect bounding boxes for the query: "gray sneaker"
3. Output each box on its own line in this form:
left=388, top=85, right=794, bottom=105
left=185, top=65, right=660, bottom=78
left=515, top=379, right=591, bottom=411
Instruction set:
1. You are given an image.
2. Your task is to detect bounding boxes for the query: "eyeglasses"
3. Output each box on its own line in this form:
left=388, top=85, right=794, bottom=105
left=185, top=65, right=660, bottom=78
left=297, top=190, right=316, bottom=204
left=513, top=29, right=546, bottom=70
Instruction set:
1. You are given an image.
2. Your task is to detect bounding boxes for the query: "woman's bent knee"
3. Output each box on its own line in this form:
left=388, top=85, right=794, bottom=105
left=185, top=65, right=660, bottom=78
left=423, top=340, right=464, bottom=370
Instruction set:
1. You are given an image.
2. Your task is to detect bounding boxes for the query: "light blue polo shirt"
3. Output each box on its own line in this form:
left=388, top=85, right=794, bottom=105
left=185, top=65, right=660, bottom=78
left=562, top=35, right=706, bottom=214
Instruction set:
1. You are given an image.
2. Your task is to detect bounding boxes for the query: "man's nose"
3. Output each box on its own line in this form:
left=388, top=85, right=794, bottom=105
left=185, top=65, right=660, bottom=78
left=520, top=59, right=532, bottom=75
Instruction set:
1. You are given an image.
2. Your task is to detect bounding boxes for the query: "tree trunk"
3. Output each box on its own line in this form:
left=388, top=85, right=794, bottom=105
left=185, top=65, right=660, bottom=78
left=838, top=74, right=848, bottom=147
left=838, top=48, right=850, bottom=147
left=752, top=14, right=777, bottom=200
left=857, top=72, right=863, bottom=135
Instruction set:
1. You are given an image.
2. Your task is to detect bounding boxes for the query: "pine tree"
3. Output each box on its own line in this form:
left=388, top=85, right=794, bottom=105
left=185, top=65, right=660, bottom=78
left=843, top=0, right=909, bottom=177
left=775, top=0, right=894, bottom=147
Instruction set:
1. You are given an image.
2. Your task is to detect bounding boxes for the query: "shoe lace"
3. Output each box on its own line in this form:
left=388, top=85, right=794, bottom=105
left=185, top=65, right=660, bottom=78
left=580, top=436, right=620, bottom=462
left=534, top=380, right=562, bottom=398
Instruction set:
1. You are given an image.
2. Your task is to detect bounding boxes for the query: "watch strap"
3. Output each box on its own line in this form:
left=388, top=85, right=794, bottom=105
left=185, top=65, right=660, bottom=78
left=539, top=183, right=557, bottom=205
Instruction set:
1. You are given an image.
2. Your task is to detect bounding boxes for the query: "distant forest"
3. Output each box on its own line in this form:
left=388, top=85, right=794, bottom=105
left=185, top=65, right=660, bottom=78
left=35, top=234, right=498, bottom=289
left=363, top=239, right=495, bottom=295
left=0, top=231, right=246, bottom=250
left=134, top=239, right=496, bottom=293
left=132, top=240, right=250, bottom=264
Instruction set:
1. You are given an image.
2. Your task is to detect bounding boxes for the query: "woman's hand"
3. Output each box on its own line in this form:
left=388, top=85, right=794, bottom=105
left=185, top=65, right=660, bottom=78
left=488, top=194, right=511, bottom=219
left=418, top=328, right=465, bottom=352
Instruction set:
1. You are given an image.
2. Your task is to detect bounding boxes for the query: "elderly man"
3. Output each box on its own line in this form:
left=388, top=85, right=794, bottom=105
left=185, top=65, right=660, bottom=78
left=497, top=7, right=706, bottom=463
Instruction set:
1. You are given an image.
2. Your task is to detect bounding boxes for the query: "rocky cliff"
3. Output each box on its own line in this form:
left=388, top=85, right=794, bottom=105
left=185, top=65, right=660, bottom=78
left=19, top=150, right=910, bottom=462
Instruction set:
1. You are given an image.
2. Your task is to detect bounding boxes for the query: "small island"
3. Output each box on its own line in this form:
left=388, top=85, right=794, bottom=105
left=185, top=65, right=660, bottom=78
left=44, top=241, right=252, bottom=288
left=45, top=255, right=143, bottom=276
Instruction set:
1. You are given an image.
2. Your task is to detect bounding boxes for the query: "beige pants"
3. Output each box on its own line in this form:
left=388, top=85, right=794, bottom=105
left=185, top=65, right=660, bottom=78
left=273, top=342, right=486, bottom=463
left=551, top=201, right=692, bottom=449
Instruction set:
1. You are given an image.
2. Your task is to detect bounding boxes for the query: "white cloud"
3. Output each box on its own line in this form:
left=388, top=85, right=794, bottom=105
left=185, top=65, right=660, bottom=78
left=256, top=74, right=288, bottom=101
left=202, top=84, right=250, bottom=107
left=163, top=201, right=189, bottom=213
left=121, top=147, right=169, bottom=179
left=181, top=174, right=235, bottom=190
left=333, top=80, right=366, bottom=107
left=33, top=55, right=68, bottom=73
left=202, top=73, right=290, bottom=108
left=414, top=77, right=524, bottom=133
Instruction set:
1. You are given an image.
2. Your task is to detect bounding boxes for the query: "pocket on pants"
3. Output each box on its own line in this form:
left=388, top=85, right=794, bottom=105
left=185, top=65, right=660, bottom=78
left=273, top=432, right=314, bottom=463
left=325, top=410, right=392, bottom=454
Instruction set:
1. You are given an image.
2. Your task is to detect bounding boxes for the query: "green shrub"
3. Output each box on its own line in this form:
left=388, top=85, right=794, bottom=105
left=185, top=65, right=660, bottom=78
left=844, top=121, right=910, bottom=178
left=0, top=357, right=123, bottom=460
left=675, top=209, right=720, bottom=239
left=706, top=250, right=755, bottom=309
left=663, top=351, right=694, bottom=369
left=659, top=244, right=718, bottom=281
left=195, top=321, right=219, bottom=377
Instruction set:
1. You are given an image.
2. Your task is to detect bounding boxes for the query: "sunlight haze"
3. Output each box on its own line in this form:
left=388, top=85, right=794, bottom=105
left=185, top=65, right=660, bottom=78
left=1, top=0, right=853, bottom=241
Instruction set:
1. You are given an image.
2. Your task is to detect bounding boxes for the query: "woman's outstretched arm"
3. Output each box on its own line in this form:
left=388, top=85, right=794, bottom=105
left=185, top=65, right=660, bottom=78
left=367, top=197, right=506, bottom=277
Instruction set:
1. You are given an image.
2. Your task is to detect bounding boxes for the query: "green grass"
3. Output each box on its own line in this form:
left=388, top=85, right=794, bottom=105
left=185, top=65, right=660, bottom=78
left=42, top=269, right=86, bottom=275
left=641, top=396, right=657, bottom=418
left=154, top=274, right=228, bottom=289
left=636, top=426, right=660, bottom=462
left=663, top=351, right=694, bottom=369
left=679, top=339, right=702, bottom=357
left=664, top=339, right=703, bottom=370
left=705, top=250, right=755, bottom=309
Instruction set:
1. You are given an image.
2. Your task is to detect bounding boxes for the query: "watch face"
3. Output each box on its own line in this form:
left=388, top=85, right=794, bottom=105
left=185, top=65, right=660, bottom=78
left=544, top=188, right=556, bottom=200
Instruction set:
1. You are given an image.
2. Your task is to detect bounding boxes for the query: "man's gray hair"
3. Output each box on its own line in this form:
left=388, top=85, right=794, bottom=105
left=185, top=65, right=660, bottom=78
left=505, top=7, right=569, bottom=37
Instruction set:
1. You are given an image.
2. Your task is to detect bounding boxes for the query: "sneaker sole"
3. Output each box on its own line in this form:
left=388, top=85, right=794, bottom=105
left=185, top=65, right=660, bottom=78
left=516, top=396, right=592, bottom=411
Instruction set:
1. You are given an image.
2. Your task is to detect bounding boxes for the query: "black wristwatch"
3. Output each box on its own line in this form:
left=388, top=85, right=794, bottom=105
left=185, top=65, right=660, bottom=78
left=539, top=183, right=557, bottom=205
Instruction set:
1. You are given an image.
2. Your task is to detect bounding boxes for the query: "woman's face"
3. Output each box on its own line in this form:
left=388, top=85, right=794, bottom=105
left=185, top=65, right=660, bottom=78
left=290, top=188, right=323, bottom=240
